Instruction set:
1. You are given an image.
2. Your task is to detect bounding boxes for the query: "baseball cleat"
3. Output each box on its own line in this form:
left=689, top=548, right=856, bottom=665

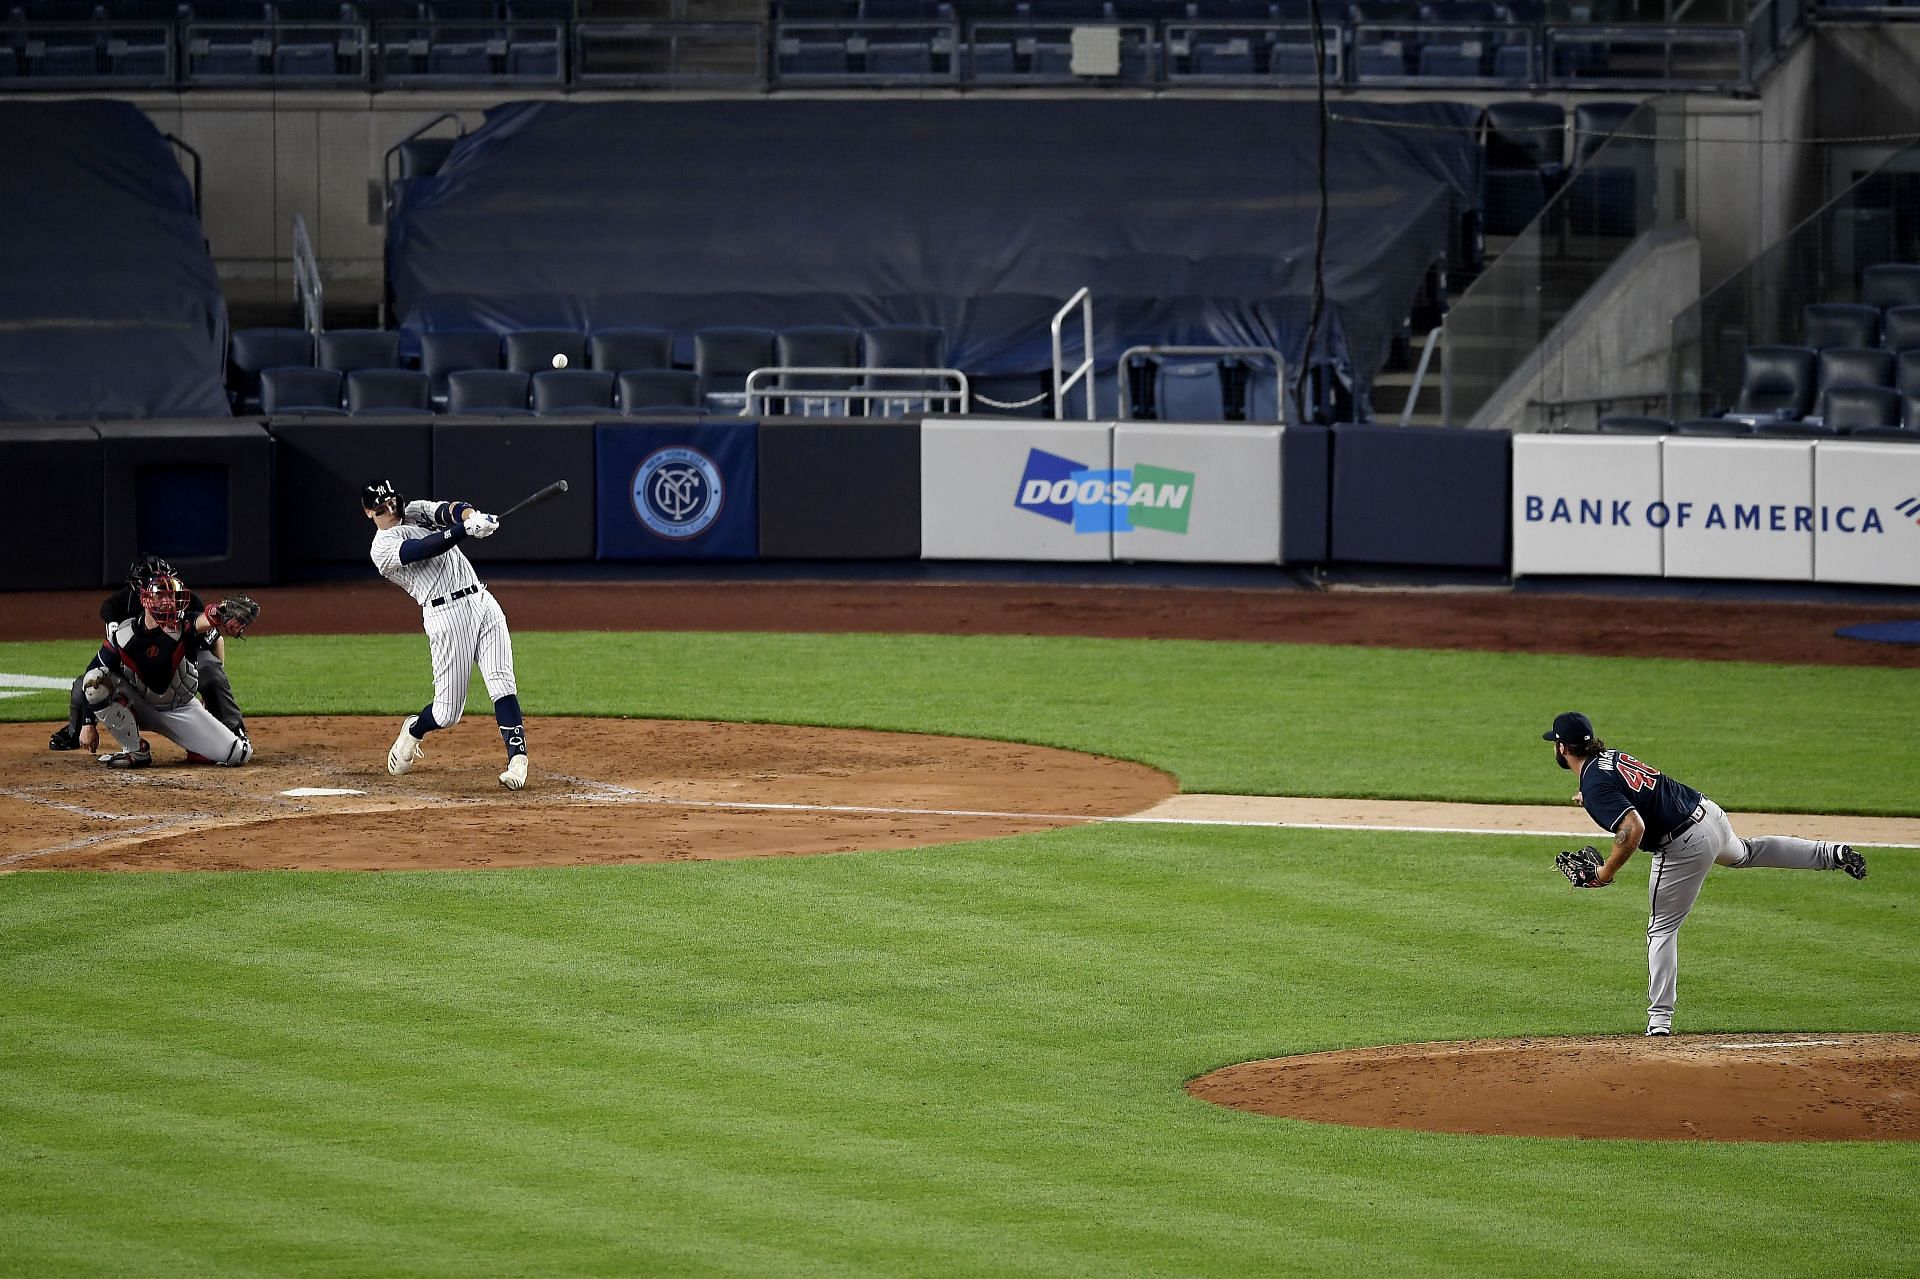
left=499, top=754, right=528, bottom=791
left=1837, top=845, right=1867, bottom=880
left=98, top=739, right=152, bottom=769
left=387, top=716, right=424, bottom=777
left=49, top=726, right=82, bottom=751
left=1646, top=1027, right=1671, bottom=1038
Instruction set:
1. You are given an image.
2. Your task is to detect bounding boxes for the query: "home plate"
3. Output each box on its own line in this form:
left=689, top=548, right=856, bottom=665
left=280, top=787, right=367, bottom=798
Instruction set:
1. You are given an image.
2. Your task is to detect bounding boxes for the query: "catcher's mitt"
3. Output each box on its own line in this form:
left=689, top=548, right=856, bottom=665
left=208, top=594, right=261, bottom=639
left=1555, top=843, right=1609, bottom=888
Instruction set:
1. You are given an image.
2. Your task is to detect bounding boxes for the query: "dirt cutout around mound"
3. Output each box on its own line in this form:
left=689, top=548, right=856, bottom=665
left=0, top=718, right=1174, bottom=872
left=1190, top=1034, right=1920, bottom=1141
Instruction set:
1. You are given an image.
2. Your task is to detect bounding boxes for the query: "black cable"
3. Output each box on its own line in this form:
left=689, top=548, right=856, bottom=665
left=1293, top=0, right=1331, bottom=424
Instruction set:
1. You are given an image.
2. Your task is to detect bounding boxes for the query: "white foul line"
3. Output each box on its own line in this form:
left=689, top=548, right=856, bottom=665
left=1713, top=1039, right=1852, bottom=1050
left=0, top=786, right=146, bottom=823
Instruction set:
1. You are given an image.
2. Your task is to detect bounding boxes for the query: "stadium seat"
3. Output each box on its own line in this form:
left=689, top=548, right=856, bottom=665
left=1751, top=420, right=1841, bottom=438
left=618, top=369, right=703, bottom=413
left=1031, top=42, right=1073, bottom=76
left=1027, top=0, right=1109, bottom=17
left=866, top=41, right=934, bottom=75
left=1416, top=43, right=1481, bottom=79
left=1482, top=101, right=1564, bottom=236
left=590, top=328, right=674, bottom=373
left=1268, top=43, right=1325, bottom=78
left=1193, top=38, right=1257, bottom=76
left=427, top=42, right=493, bottom=76
left=1801, top=303, right=1879, bottom=351
left=1820, top=386, right=1901, bottom=432
left=969, top=42, right=1015, bottom=75
left=785, top=41, right=851, bottom=75
left=776, top=326, right=860, bottom=413
left=419, top=330, right=503, bottom=401
left=1671, top=417, right=1750, bottom=437
left=272, top=42, right=337, bottom=75
left=1734, top=345, right=1816, bottom=419
left=317, top=328, right=402, bottom=373
left=861, top=0, right=946, bottom=16
left=1882, top=305, right=1920, bottom=353
left=346, top=368, right=434, bottom=414
left=507, top=39, right=559, bottom=77
left=1862, top=263, right=1920, bottom=312
left=261, top=367, right=345, bottom=413
left=694, top=327, right=777, bottom=397
left=1815, top=346, right=1895, bottom=394
left=530, top=369, right=615, bottom=414
left=1907, top=390, right=1920, bottom=431
left=1354, top=44, right=1407, bottom=78
left=1566, top=101, right=1642, bottom=237
left=505, top=328, right=589, bottom=373
left=1154, top=361, right=1228, bottom=421
left=505, top=0, right=570, bottom=16
left=229, top=327, right=313, bottom=411
left=1491, top=43, right=1530, bottom=84
left=1595, top=415, right=1670, bottom=434
left=1897, top=349, right=1920, bottom=396
left=447, top=368, right=531, bottom=414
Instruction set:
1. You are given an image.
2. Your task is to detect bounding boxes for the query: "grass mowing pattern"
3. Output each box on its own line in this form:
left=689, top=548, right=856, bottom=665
left=2, top=829, right=1916, bottom=1278
left=0, top=631, right=1915, bottom=813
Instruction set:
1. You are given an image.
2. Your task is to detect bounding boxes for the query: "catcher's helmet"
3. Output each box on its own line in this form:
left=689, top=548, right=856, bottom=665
left=361, top=479, right=404, bottom=513
left=140, top=573, right=190, bottom=627
left=127, top=553, right=176, bottom=589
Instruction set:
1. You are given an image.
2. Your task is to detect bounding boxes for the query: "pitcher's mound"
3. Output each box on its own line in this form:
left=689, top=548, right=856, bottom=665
left=1189, top=1034, right=1920, bottom=1141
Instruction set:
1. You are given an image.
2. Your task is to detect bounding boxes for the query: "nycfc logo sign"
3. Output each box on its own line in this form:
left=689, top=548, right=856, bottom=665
left=631, top=446, right=724, bottom=540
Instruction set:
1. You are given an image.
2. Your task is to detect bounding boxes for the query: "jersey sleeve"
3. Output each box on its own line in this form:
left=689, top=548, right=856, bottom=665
left=403, top=499, right=445, bottom=529
left=98, top=586, right=138, bottom=624
left=370, top=527, right=406, bottom=574
left=1580, top=768, right=1635, bottom=835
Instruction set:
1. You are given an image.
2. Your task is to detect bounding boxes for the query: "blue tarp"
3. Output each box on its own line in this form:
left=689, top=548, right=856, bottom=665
left=391, top=100, right=1481, bottom=411
left=0, top=100, right=229, bottom=421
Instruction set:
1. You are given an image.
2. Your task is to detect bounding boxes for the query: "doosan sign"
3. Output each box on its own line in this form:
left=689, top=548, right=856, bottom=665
left=1015, top=448, right=1194, bottom=534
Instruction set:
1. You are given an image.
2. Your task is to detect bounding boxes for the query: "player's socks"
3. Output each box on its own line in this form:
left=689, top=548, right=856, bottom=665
left=412, top=706, right=441, bottom=738
left=494, top=694, right=526, bottom=758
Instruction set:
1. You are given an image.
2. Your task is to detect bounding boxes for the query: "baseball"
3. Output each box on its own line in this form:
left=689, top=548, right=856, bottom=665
left=551, top=353, right=568, bottom=369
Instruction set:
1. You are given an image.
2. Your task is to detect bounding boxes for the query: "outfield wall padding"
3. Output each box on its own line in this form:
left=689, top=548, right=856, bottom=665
left=1281, top=424, right=1331, bottom=565
left=595, top=419, right=761, bottom=559
left=269, top=417, right=433, bottom=564
left=7, top=423, right=101, bottom=590
left=1331, top=423, right=1510, bottom=567
left=758, top=418, right=920, bottom=560
left=431, top=418, right=597, bottom=562
left=97, top=420, right=272, bottom=587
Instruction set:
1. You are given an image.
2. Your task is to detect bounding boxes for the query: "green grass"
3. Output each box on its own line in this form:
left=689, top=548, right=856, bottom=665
left=1, top=630, right=1916, bottom=1276
left=1, top=632, right=1916, bottom=813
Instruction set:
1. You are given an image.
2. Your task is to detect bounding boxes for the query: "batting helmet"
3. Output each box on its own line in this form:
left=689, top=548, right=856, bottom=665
left=139, top=573, right=190, bottom=627
left=361, top=479, right=404, bottom=514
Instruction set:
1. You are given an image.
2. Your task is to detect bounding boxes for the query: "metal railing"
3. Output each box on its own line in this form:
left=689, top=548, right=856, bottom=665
left=772, top=19, right=960, bottom=84
left=743, top=367, right=970, bottom=417
left=0, top=22, right=174, bottom=87
left=1162, top=21, right=1343, bottom=84
left=571, top=19, right=764, bottom=85
left=374, top=20, right=566, bottom=86
left=291, top=213, right=324, bottom=339
left=965, top=21, right=1156, bottom=82
left=181, top=20, right=368, bottom=84
left=1052, top=289, right=1096, bottom=422
left=1543, top=23, right=1747, bottom=90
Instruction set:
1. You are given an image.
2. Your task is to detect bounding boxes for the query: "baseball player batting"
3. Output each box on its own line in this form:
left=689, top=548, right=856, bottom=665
left=84, top=572, right=255, bottom=767
left=1545, top=711, right=1866, bottom=1036
left=362, top=480, right=528, bottom=790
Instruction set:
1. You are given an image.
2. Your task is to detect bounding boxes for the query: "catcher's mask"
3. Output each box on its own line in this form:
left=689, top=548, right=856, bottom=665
left=361, top=479, right=404, bottom=515
left=140, top=574, right=190, bottom=626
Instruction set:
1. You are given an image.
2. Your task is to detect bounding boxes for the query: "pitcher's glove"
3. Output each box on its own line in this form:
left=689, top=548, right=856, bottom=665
left=208, top=594, right=261, bottom=639
left=1556, top=843, right=1609, bottom=888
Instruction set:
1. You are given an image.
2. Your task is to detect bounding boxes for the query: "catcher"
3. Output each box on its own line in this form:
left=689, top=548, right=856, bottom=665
left=49, top=555, right=258, bottom=756
left=82, top=570, right=255, bottom=768
left=1546, top=711, right=1865, bottom=1036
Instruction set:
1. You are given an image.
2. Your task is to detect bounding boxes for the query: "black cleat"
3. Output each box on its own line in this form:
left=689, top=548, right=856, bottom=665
left=1837, top=845, right=1867, bottom=880
left=49, top=726, right=82, bottom=751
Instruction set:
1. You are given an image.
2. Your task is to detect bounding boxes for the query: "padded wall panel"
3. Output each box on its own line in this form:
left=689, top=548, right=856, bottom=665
left=1281, top=424, right=1330, bottom=564
left=1813, top=442, right=1920, bottom=587
left=1511, top=434, right=1664, bottom=577
left=97, top=420, right=272, bottom=587
left=1330, top=423, right=1511, bottom=568
left=270, top=417, right=433, bottom=565
left=595, top=419, right=760, bottom=559
left=759, top=418, right=920, bottom=559
left=5, top=424, right=101, bottom=589
left=431, top=418, right=596, bottom=562
left=1111, top=424, right=1281, bottom=563
left=921, top=418, right=1114, bottom=560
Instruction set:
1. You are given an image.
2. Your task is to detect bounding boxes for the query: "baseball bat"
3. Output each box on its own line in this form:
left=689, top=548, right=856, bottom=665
left=499, top=479, right=570, bottom=519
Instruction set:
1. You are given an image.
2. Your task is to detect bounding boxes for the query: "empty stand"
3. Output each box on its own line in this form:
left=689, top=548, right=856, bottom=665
left=317, top=328, right=402, bottom=373
left=1672, top=417, right=1750, bottom=437
left=617, top=369, right=702, bottom=413
left=419, top=329, right=503, bottom=401
left=1154, top=361, right=1228, bottom=421
left=1884, top=306, right=1920, bottom=354
left=1735, top=346, right=1816, bottom=419
left=1482, top=100, right=1564, bottom=236
left=590, top=328, right=674, bottom=373
left=775, top=326, right=861, bottom=412
left=530, top=368, right=614, bottom=413
left=347, top=368, right=433, bottom=414
left=1821, top=385, right=1901, bottom=432
left=1815, top=346, right=1895, bottom=395
left=506, top=328, right=589, bottom=373
left=1595, top=415, right=1670, bottom=434
left=447, top=368, right=531, bottom=414
left=1863, top=263, right=1920, bottom=312
left=262, top=366, right=345, bottom=413
left=1802, top=303, right=1879, bottom=351
left=695, top=327, right=777, bottom=399
left=229, top=327, right=314, bottom=412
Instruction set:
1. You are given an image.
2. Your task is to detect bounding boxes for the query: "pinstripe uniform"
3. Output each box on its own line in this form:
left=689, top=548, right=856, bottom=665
left=371, top=500, right=518, bottom=732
